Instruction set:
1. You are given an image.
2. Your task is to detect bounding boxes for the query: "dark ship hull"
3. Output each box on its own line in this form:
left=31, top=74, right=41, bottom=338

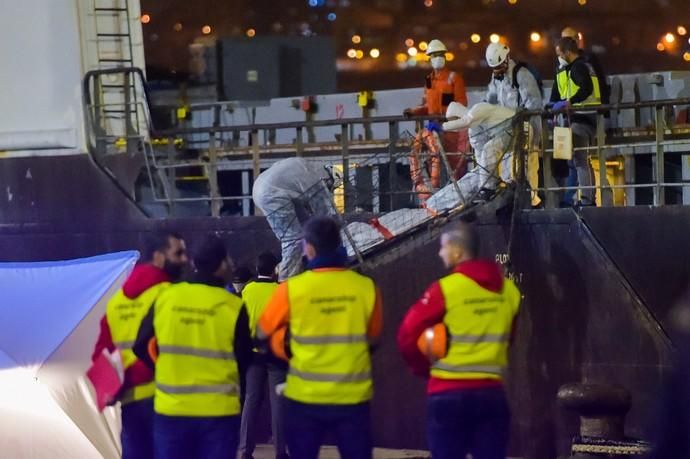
left=1, top=153, right=685, bottom=458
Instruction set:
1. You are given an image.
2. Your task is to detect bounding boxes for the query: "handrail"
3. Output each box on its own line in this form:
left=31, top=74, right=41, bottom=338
left=155, top=115, right=431, bottom=137
left=82, top=67, right=152, bottom=114
left=153, top=97, right=690, bottom=137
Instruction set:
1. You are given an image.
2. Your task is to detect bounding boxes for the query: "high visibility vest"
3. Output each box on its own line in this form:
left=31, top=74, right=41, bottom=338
left=431, top=273, right=520, bottom=381
left=105, top=282, right=169, bottom=403
left=242, top=280, right=278, bottom=339
left=284, top=269, right=376, bottom=405
left=556, top=62, right=601, bottom=107
left=153, top=282, right=242, bottom=417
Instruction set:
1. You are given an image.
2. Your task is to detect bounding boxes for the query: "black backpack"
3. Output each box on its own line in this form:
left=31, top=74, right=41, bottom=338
left=512, top=61, right=544, bottom=105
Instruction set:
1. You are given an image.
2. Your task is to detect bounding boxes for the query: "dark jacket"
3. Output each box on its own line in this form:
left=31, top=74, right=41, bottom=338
left=551, top=56, right=597, bottom=127
left=133, top=271, right=253, bottom=396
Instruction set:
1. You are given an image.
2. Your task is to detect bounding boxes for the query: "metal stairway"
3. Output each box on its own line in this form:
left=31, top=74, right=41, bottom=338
left=89, top=0, right=142, bottom=152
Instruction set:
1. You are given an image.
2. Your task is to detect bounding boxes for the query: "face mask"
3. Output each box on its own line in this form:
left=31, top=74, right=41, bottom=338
left=430, top=56, right=446, bottom=70
left=558, top=56, right=569, bottom=67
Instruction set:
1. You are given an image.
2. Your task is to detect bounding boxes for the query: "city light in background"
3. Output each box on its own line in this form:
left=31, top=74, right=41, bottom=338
left=139, top=0, right=690, bottom=90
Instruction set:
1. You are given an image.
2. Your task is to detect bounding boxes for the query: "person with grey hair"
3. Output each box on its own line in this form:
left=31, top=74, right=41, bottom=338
left=398, top=222, right=520, bottom=459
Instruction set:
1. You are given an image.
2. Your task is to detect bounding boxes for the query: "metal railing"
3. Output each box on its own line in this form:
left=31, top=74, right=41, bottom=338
left=521, top=98, right=690, bottom=208
left=82, top=70, right=690, bottom=217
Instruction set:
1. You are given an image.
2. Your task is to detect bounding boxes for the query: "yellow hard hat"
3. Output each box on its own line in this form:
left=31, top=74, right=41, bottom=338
left=417, top=323, right=449, bottom=363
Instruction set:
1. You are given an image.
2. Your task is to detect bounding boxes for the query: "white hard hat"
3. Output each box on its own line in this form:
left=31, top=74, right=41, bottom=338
left=446, top=102, right=468, bottom=120
left=485, top=43, right=510, bottom=67
left=426, top=39, right=448, bottom=56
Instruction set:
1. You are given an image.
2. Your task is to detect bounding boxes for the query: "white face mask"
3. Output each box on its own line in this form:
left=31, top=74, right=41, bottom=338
left=431, top=56, right=446, bottom=70
left=558, top=56, right=569, bottom=67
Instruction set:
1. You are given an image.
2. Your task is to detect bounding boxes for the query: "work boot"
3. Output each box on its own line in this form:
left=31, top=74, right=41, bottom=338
left=472, top=187, right=496, bottom=204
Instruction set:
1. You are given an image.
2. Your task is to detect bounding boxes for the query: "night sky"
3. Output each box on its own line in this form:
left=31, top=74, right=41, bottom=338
left=140, top=0, right=690, bottom=91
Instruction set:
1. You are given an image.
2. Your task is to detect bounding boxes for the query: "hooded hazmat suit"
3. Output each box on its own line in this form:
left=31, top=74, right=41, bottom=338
left=486, top=58, right=543, bottom=205
left=443, top=102, right=515, bottom=193
left=252, top=157, right=335, bottom=280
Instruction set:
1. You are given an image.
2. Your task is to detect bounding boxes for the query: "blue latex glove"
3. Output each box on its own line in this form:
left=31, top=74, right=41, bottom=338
left=425, top=120, right=442, bottom=133
left=552, top=100, right=569, bottom=111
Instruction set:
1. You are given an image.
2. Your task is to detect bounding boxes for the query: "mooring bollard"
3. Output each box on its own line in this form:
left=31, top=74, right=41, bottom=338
left=557, top=382, right=650, bottom=458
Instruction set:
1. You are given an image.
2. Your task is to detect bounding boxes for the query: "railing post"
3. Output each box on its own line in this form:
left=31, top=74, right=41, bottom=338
left=251, top=129, right=261, bottom=216
left=388, top=120, right=399, bottom=211
left=341, top=124, right=351, bottom=212
left=93, top=76, right=108, bottom=157
left=597, top=112, right=613, bottom=207
left=541, top=117, right=558, bottom=209
left=296, top=126, right=304, bottom=157
left=124, top=72, right=137, bottom=156
left=208, top=131, right=221, bottom=217
left=654, top=105, right=665, bottom=206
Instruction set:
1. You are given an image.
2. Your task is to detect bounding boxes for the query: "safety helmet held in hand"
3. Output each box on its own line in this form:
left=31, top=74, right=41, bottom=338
left=426, top=39, right=448, bottom=56
left=417, top=323, right=449, bottom=363
left=485, top=43, right=510, bottom=68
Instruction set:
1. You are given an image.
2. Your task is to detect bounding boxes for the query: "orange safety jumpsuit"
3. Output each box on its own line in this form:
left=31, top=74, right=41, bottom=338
left=408, top=68, right=470, bottom=203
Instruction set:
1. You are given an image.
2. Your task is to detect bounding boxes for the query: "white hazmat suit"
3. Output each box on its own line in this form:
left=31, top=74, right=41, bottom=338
left=252, top=157, right=336, bottom=280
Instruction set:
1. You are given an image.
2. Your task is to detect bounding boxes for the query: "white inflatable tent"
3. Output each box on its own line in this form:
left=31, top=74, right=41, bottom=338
left=0, top=252, right=139, bottom=458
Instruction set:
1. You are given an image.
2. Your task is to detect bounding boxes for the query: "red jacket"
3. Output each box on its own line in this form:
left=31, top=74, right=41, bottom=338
left=91, top=264, right=169, bottom=393
left=397, top=259, right=515, bottom=395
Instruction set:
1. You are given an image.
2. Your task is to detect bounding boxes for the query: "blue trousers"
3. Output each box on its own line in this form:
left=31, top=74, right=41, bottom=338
left=285, top=399, right=372, bottom=459
left=427, top=387, right=510, bottom=459
left=121, top=398, right=154, bottom=459
left=154, top=413, right=240, bottom=459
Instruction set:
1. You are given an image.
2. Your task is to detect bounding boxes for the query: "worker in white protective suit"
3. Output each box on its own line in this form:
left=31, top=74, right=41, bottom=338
left=485, top=43, right=544, bottom=207
left=252, top=157, right=341, bottom=280
left=430, top=101, right=515, bottom=208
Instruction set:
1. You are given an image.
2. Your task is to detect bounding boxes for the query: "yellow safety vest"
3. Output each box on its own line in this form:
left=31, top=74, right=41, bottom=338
left=556, top=61, right=601, bottom=106
left=242, top=280, right=278, bottom=339
left=431, top=273, right=520, bottom=380
left=105, top=282, right=169, bottom=403
left=153, top=282, right=242, bottom=417
left=284, top=269, right=376, bottom=405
